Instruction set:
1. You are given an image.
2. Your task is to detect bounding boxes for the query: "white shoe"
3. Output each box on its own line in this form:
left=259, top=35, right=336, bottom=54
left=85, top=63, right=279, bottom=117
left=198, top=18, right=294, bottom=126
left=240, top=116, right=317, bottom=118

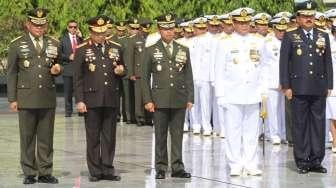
left=332, top=146, right=336, bottom=153
left=203, top=130, right=212, bottom=136
left=272, top=136, right=281, bottom=145
left=220, top=132, right=225, bottom=138
left=230, top=168, right=242, bottom=176
left=246, top=168, right=262, bottom=176
left=193, top=129, right=201, bottom=135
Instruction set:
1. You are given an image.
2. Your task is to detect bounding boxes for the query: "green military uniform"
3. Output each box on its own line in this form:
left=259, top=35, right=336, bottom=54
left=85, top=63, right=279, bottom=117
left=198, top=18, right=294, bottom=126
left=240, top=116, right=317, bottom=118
left=142, top=35, right=194, bottom=174
left=6, top=10, right=60, bottom=179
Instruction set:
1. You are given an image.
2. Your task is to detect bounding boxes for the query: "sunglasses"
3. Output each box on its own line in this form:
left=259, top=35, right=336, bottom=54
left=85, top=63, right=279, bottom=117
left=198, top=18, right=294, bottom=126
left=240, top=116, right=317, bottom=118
left=68, top=26, right=77, bottom=29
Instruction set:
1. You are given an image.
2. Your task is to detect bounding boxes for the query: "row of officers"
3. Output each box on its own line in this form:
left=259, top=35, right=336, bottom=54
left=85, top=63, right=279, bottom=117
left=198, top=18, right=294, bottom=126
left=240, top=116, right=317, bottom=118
left=5, top=0, right=336, bottom=184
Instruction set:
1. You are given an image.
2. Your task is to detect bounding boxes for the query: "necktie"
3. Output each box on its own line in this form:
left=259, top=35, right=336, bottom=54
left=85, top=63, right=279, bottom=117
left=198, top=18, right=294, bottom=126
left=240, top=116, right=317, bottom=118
left=306, top=33, right=312, bottom=41
left=165, top=44, right=172, bottom=58
left=71, top=36, right=77, bottom=53
left=97, top=44, right=104, bottom=54
left=35, top=38, right=42, bottom=54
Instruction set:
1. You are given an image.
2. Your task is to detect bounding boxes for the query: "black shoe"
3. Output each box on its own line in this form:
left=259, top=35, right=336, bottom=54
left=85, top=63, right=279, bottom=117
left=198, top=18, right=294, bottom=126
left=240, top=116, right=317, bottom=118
left=88, top=175, right=101, bottom=182
left=78, top=113, right=84, bottom=117
left=155, top=170, right=165, bottom=179
left=102, top=174, right=121, bottom=181
left=171, top=170, right=191, bottom=178
left=297, top=167, right=309, bottom=174
left=37, top=175, right=58, bottom=184
left=310, top=165, right=327, bottom=173
left=65, top=113, right=72, bottom=117
left=23, top=176, right=36, bottom=184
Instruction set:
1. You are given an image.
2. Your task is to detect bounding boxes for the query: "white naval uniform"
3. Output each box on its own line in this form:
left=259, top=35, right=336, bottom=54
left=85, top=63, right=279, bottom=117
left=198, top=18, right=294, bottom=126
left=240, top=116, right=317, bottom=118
left=326, top=33, right=336, bottom=143
left=214, top=32, right=267, bottom=170
left=190, top=32, right=216, bottom=134
left=260, top=35, right=286, bottom=141
left=177, top=37, right=196, bottom=131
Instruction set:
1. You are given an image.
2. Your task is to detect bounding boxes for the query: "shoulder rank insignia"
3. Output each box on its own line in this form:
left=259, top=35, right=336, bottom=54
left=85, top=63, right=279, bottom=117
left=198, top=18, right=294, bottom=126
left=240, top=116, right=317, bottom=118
left=10, top=35, right=23, bottom=43
left=76, top=42, right=88, bottom=49
left=286, top=27, right=298, bottom=32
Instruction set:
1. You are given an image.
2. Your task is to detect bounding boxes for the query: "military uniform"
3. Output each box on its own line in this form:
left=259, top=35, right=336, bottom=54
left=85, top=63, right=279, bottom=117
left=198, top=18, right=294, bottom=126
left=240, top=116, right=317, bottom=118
left=279, top=1, right=333, bottom=172
left=6, top=8, right=60, bottom=184
left=141, top=14, right=194, bottom=178
left=73, top=16, right=125, bottom=180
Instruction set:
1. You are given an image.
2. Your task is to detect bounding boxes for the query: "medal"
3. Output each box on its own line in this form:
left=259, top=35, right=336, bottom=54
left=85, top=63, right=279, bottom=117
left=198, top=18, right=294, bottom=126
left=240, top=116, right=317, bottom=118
left=297, top=48, right=302, bottom=56
left=23, top=60, right=30, bottom=68
left=89, top=63, right=96, bottom=72
left=316, top=49, right=320, bottom=53
left=156, top=64, right=162, bottom=71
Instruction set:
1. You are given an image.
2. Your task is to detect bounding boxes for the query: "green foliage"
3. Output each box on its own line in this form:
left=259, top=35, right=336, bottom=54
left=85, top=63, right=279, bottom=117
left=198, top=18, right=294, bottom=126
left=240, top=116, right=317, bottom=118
left=0, top=0, right=328, bottom=58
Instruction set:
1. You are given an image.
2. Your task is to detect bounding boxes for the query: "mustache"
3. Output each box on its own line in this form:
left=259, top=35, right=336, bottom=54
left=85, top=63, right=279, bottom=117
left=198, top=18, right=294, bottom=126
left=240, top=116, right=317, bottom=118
left=305, top=20, right=313, bottom=23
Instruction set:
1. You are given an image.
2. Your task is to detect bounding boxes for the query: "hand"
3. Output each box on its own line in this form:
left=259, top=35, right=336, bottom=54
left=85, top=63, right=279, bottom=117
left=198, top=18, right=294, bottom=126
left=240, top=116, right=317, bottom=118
left=9, top=102, right=18, bottom=112
left=129, top=75, right=137, bottom=81
left=284, top=89, right=293, bottom=100
left=50, top=64, right=61, bottom=75
left=186, top=102, right=193, bottom=110
left=69, top=53, right=75, bottom=61
left=114, top=65, right=125, bottom=75
left=145, top=102, right=155, bottom=112
left=76, top=102, right=87, bottom=113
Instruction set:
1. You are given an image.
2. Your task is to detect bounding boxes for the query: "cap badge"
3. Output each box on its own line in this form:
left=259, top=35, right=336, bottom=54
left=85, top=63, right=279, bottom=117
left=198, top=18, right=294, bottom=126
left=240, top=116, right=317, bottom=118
left=240, top=9, right=248, bottom=17
left=37, top=10, right=43, bottom=18
left=97, top=18, right=105, bottom=25
left=307, top=2, right=312, bottom=9
left=166, top=14, right=172, bottom=21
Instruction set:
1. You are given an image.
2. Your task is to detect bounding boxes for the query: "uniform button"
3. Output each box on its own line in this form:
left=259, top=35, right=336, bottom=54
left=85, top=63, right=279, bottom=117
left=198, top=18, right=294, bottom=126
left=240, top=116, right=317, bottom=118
left=104, top=73, right=107, bottom=76
left=170, top=83, right=174, bottom=87
left=52, top=84, right=55, bottom=87
left=309, top=54, right=312, bottom=57
left=309, top=71, right=313, bottom=74
left=89, top=88, right=92, bottom=91
left=169, top=68, right=173, bottom=71
left=309, top=62, right=313, bottom=65
left=137, top=64, right=140, bottom=66
left=103, top=64, right=106, bottom=68
left=169, top=60, right=172, bottom=64
left=38, top=65, right=41, bottom=68
left=38, top=74, right=42, bottom=78
left=104, top=81, right=108, bottom=85
left=102, top=57, right=105, bottom=60
left=170, top=75, right=173, bottom=78
left=309, top=45, right=312, bottom=48
left=37, top=56, right=41, bottom=58
left=21, top=85, right=24, bottom=88
left=39, top=85, right=42, bottom=88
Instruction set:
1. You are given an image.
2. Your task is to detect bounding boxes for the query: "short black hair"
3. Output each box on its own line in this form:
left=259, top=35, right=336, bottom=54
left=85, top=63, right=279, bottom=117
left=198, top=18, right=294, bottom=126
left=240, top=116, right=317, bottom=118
left=67, top=19, right=77, bottom=25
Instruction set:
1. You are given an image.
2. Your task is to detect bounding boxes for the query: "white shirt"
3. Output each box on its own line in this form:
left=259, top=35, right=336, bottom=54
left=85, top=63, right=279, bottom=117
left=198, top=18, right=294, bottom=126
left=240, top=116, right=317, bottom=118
left=303, top=29, right=314, bottom=40
left=214, top=32, right=267, bottom=105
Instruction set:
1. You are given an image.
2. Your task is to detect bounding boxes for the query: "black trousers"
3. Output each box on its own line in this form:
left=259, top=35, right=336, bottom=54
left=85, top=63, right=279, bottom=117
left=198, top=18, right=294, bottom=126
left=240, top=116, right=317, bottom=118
left=18, top=108, right=55, bottom=176
left=63, top=76, right=73, bottom=115
left=153, top=108, right=186, bottom=172
left=84, top=107, right=117, bottom=176
left=291, top=95, right=326, bottom=169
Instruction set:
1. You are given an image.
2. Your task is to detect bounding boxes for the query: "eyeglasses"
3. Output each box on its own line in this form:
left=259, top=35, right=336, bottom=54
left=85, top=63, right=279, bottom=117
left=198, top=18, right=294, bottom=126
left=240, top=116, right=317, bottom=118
left=68, top=26, right=77, bottom=29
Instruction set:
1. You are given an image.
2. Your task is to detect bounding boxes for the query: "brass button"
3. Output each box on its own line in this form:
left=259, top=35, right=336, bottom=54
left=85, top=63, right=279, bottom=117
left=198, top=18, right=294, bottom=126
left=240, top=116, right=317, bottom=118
left=38, top=74, right=42, bottom=78
left=21, top=85, right=24, bottom=88
left=169, top=60, right=172, bottom=64
left=102, top=57, right=105, bottom=60
left=103, top=64, right=106, bottom=68
left=309, top=62, right=313, bottom=65
left=137, top=64, right=140, bottom=66
left=89, top=88, right=92, bottom=91
left=38, top=65, right=42, bottom=68
left=309, top=54, right=312, bottom=57
left=309, top=71, right=313, bottom=74
left=170, top=75, right=173, bottom=78
left=104, top=73, right=107, bottom=76
left=169, top=68, right=173, bottom=71
left=39, top=85, right=42, bottom=88
left=37, top=56, right=41, bottom=58
left=309, top=45, right=312, bottom=48
left=104, top=81, right=108, bottom=85
left=170, top=83, right=174, bottom=87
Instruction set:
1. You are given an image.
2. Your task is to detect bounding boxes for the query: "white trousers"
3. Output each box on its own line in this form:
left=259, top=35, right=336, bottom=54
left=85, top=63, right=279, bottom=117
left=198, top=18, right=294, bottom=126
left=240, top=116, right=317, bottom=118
left=222, top=103, right=260, bottom=170
left=212, top=85, right=225, bottom=135
left=265, top=89, right=286, bottom=140
left=191, top=81, right=212, bottom=132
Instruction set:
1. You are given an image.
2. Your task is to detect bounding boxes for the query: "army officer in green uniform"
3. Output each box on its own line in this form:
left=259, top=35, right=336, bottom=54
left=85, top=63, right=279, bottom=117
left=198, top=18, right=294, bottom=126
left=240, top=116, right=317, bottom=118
left=7, top=8, right=61, bottom=184
left=141, top=13, right=194, bottom=179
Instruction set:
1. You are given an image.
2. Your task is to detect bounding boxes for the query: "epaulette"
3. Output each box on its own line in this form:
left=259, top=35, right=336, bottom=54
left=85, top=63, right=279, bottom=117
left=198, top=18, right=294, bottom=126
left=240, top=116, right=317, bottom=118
left=106, top=35, right=113, bottom=40
left=317, top=28, right=328, bottom=33
left=118, top=35, right=126, bottom=39
left=10, top=35, right=23, bottom=43
left=286, top=27, right=298, bottom=32
left=128, top=34, right=136, bottom=38
left=175, top=40, right=188, bottom=49
left=108, top=40, right=122, bottom=47
left=48, top=36, right=60, bottom=43
left=220, top=34, right=231, bottom=40
left=76, top=42, right=88, bottom=49
left=265, top=36, right=272, bottom=43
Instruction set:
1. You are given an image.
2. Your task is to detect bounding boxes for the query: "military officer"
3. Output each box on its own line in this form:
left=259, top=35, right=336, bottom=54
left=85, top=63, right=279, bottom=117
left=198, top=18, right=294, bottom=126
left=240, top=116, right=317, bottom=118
left=218, top=13, right=234, bottom=36
left=141, top=13, right=194, bottom=179
left=253, top=13, right=272, bottom=37
left=280, top=0, right=333, bottom=174
left=7, top=8, right=60, bottom=184
left=215, top=7, right=266, bottom=176
left=314, top=12, right=328, bottom=30
left=73, top=15, right=125, bottom=181
left=261, top=17, right=289, bottom=145
left=128, top=18, right=153, bottom=126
